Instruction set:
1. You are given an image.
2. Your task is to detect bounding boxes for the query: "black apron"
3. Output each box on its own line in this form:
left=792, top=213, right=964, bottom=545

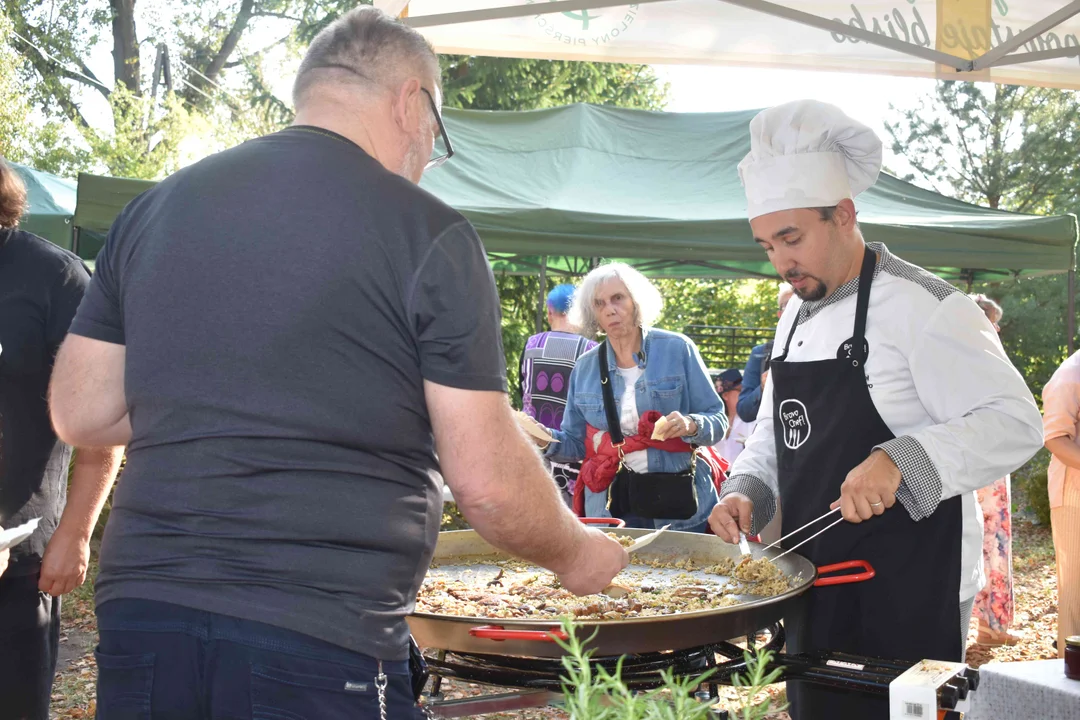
left=772, top=247, right=963, bottom=719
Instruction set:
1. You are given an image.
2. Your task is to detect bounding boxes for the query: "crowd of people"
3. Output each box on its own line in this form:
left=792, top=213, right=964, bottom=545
left=0, top=6, right=1077, bottom=720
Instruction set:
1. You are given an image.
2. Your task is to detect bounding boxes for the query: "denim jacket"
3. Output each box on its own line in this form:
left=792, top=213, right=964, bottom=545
left=737, top=342, right=770, bottom=423
left=545, top=328, right=727, bottom=530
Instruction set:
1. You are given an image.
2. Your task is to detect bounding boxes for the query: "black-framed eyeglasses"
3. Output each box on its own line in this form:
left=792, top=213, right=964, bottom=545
left=311, top=63, right=453, bottom=171
left=421, top=87, right=454, bottom=170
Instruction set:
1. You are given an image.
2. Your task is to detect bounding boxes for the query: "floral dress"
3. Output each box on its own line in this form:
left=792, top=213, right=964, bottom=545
left=974, top=476, right=1013, bottom=631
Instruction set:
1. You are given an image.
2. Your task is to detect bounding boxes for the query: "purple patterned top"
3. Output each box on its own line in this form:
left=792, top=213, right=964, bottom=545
left=519, top=331, right=597, bottom=431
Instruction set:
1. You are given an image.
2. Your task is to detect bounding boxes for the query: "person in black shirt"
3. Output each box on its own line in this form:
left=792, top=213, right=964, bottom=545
left=48, top=9, right=627, bottom=719
left=0, top=158, right=124, bottom=720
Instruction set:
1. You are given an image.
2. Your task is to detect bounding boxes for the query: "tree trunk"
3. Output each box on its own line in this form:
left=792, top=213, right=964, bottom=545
left=183, top=0, right=255, bottom=107
left=110, top=0, right=140, bottom=93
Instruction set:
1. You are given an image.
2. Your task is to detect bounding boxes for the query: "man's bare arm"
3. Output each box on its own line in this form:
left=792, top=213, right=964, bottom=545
left=50, top=335, right=131, bottom=448
left=425, top=381, right=627, bottom=595
left=39, top=446, right=124, bottom=597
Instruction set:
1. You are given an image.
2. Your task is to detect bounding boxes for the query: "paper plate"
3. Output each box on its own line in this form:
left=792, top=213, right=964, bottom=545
left=0, top=518, right=40, bottom=552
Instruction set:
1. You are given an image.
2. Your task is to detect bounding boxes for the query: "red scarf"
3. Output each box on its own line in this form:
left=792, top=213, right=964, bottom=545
left=573, top=410, right=728, bottom=516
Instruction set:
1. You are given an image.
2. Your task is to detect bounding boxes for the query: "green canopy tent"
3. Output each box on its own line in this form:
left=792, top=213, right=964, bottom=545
left=70, top=104, right=1078, bottom=335
left=70, top=105, right=1078, bottom=278
left=11, top=162, right=76, bottom=251
left=71, top=172, right=156, bottom=263
left=416, top=104, right=1077, bottom=283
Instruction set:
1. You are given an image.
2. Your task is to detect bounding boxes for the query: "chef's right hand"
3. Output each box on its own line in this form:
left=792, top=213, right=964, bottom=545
left=557, top=528, right=629, bottom=596
left=708, top=493, right=754, bottom=543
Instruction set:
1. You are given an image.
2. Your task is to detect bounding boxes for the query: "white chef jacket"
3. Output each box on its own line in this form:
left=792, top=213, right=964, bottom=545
left=724, top=243, right=1044, bottom=601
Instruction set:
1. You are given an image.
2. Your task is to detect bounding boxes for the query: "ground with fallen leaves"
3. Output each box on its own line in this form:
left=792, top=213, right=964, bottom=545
left=51, top=520, right=1059, bottom=719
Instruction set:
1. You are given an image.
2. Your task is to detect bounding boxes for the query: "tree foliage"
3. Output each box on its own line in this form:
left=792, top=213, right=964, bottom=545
left=441, top=56, right=667, bottom=111
left=2, top=0, right=669, bottom=180
left=993, top=273, right=1074, bottom=396
left=886, top=81, right=1080, bottom=393
left=886, top=81, right=1080, bottom=213
left=656, top=279, right=778, bottom=333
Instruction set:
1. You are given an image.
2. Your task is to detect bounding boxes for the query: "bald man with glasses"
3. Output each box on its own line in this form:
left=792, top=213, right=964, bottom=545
left=50, top=8, right=625, bottom=719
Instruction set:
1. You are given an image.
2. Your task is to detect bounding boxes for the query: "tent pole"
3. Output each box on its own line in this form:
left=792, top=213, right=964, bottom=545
left=1070, top=247, right=1076, bottom=356
left=406, top=0, right=669, bottom=28
left=979, top=46, right=1080, bottom=69
left=971, top=1, right=1080, bottom=70
left=715, top=0, right=970, bottom=70
left=406, top=0, right=971, bottom=71
left=72, top=226, right=80, bottom=257
left=536, top=256, right=548, bottom=334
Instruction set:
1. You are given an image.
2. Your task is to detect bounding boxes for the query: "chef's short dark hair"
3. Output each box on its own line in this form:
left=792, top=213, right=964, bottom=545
left=0, top=157, right=27, bottom=229
left=293, top=6, right=438, bottom=107
left=816, top=205, right=859, bottom=227
left=816, top=206, right=837, bottom=223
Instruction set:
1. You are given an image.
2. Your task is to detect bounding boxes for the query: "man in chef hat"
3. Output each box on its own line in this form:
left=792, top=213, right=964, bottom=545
left=708, top=100, right=1043, bottom=718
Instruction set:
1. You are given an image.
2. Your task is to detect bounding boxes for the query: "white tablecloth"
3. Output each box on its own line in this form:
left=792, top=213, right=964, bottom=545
left=965, top=659, right=1080, bottom=720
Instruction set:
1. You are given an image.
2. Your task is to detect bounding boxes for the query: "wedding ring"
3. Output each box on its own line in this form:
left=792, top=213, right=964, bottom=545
left=870, top=501, right=883, bottom=508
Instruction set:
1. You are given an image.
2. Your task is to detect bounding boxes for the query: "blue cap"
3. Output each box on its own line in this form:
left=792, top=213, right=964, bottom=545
left=718, top=368, right=743, bottom=393
left=546, top=284, right=576, bottom=314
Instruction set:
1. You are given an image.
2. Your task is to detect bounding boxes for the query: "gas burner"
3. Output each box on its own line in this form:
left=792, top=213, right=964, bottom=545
left=414, top=623, right=980, bottom=719
left=417, top=626, right=786, bottom=718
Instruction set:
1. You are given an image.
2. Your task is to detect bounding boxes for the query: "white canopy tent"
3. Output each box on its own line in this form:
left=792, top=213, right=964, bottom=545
left=376, top=0, right=1080, bottom=349
left=377, top=0, right=1080, bottom=90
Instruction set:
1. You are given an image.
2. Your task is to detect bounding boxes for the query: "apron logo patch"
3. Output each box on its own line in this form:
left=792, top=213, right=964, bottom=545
left=779, top=399, right=811, bottom=450
left=837, top=337, right=869, bottom=361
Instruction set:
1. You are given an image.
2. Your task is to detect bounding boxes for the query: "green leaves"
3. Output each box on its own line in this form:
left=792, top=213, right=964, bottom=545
left=885, top=82, right=1080, bottom=213
left=731, top=649, right=787, bottom=720
left=553, top=617, right=783, bottom=720
left=554, top=619, right=721, bottom=720
left=889, top=81, right=1080, bottom=385
left=440, top=55, right=668, bottom=112
left=983, top=273, right=1074, bottom=396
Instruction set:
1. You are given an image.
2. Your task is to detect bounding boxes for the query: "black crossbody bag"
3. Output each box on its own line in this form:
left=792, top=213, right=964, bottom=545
left=599, top=343, right=698, bottom=520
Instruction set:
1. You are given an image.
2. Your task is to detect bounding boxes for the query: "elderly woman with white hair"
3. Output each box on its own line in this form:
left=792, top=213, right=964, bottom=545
left=533, top=263, right=728, bottom=532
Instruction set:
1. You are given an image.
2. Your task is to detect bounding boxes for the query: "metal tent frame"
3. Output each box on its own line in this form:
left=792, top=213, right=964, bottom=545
left=383, top=0, right=1080, bottom=351
left=394, top=0, right=1080, bottom=74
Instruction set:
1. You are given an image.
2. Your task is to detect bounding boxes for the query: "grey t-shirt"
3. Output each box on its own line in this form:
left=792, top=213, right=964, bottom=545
left=70, top=126, right=507, bottom=660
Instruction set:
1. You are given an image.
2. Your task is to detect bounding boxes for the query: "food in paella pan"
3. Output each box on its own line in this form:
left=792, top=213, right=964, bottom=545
left=732, top=556, right=781, bottom=582
left=605, top=532, right=637, bottom=548
left=416, top=553, right=794, bottom=622
left=731, top=557, right=789, bottom=597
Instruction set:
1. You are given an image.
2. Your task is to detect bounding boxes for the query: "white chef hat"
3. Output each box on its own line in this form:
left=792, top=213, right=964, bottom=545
left=738, top=100, right=883, bottom=221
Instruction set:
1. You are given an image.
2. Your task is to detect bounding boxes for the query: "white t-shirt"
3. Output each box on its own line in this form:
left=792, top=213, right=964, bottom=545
left=714, top=415, right=754, bottom=467
left=616, top=366, right=649, bottom=473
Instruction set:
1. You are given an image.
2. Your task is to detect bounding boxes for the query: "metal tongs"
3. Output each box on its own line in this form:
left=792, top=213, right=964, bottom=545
left=763, top=507, right=844, bottom=562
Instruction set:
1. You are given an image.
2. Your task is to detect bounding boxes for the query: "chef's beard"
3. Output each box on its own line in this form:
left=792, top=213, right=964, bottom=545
left=787, top=273, right=828, bottom=301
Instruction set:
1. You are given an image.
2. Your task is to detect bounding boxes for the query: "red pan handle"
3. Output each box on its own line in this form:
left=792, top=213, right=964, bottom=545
left=468, top=625, right=569, bottom=642
left=814, top=560, right=876, bottom=586
left=580, top=517, right=627, bottom=528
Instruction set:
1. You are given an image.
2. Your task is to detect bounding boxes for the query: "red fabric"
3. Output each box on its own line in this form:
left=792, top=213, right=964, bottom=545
left=572, top=410, right=729, bottom=516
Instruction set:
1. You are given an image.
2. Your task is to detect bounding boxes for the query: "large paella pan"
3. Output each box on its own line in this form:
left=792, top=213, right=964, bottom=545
left=408, top=527, right=873, bottom=659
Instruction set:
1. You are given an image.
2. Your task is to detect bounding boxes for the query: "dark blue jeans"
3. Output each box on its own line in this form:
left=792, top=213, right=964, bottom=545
left=95, top=599, right=423, bottom=720
left=0, top=570, right=61, bottom=720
